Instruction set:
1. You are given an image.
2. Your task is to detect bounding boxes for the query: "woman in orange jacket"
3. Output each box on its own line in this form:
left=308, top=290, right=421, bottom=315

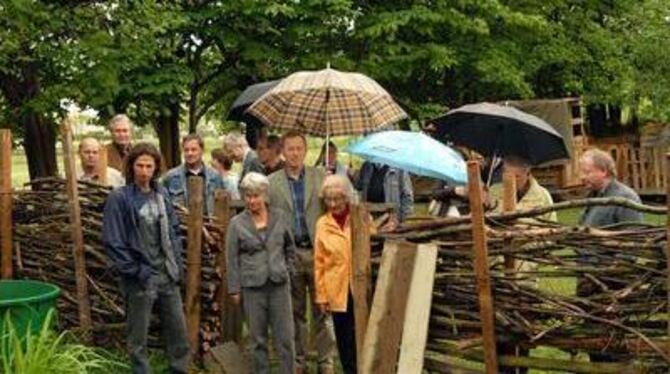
left=314, top=174, right=362, bottom=374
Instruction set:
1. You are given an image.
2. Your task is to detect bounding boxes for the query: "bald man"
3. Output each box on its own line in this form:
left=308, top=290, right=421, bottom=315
left=78, top=137, right=125, bottom=188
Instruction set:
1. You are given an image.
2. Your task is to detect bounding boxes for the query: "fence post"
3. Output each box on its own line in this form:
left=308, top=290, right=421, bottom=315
left=351, top=203, right=371, bottom=368
left=467, top=160, right=498, bottom=374
left=98, top=145, right=108, bottom=185
left=502, top=168, right=517, bottom=272
left=186, top=177, right=204, bottom=354
left=61, top=118, right=92, bottom=332
left=665, top=152, right=670, bottom=360
left=0, top=129, right=12, bottom=279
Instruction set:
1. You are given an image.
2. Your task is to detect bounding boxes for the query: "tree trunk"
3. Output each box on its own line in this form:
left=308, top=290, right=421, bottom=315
left=23, top=114, right=58, bottom=180
left=156, top=101, right=181, bottom=169
left=0, top=61, right=58, bottom=181
left=188, top=80, right=198, bottom=134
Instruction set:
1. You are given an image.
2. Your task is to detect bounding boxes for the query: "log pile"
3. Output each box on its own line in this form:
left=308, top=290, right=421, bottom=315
left=375, top=199, right=670, bottom=372
left=11, top=178, right=227, bottom=354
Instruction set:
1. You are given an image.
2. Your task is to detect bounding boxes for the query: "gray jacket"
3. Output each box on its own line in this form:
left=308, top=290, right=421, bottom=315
left=355, top=162, right=414, bottom=222
left=226, top=208, right=295, bottom=294
left=241, top=149, right=265, bottom=182
left=580, top=179, right=643, bottom=227
left=268, top=166, right=325, bottom=243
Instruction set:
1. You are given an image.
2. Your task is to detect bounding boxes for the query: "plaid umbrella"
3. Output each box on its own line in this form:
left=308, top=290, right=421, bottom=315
left=245, top=68, right=407, bottom=137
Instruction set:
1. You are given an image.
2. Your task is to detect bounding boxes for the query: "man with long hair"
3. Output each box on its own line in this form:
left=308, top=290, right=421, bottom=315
left=102, top=142, right=189, bottom=373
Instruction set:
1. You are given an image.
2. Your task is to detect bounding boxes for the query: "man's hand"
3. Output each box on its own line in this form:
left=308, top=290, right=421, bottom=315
left=230, top=293, right=241, bottom=305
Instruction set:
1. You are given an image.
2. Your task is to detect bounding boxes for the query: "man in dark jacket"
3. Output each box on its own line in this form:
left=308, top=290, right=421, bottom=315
left=102, top=143, right=189, bottom=374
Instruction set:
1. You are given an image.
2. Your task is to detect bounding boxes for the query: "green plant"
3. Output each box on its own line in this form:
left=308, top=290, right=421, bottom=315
left=0, top=309, right=127, bottom=374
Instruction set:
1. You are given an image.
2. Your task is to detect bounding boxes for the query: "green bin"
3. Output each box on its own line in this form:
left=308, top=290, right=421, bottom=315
left=0, top=280, right=61, bottom=338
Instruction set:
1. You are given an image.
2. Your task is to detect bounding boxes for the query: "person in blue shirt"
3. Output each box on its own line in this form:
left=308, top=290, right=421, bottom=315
left=102, top=143, right=189, bottom=374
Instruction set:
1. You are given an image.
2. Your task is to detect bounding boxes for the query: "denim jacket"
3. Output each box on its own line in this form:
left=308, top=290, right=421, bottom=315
left=102, top=184, right=183, bottom=285
left=161, top=164, right=227, bottom=215
left=355, top=162, right=414, bottom=222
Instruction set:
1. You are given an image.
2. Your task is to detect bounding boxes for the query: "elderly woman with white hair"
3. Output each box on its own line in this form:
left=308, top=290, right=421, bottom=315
left=314, top=174, right=371, bottom=374
left=226, top=172, right=295, bottom=373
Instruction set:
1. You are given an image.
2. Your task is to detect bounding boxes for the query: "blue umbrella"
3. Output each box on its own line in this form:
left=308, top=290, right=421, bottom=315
left=346, top=130, right=467, bottom=184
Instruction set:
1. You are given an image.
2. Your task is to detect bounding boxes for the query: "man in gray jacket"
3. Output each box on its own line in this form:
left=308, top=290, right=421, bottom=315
left=268, top=131, right=336, bottom=374
left=577, top=148, right=642, bottom=362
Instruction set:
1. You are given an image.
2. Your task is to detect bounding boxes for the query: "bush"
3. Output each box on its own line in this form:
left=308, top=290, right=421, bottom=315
left=0, top=310, right=127, bottom=374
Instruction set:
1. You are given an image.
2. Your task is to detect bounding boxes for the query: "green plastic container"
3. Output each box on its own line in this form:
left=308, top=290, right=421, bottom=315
left=0, top=280, right=61, bottom=338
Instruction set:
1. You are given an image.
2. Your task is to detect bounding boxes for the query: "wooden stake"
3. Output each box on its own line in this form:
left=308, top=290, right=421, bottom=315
left=61, top=119, right=92, bottom=331
left=213, top=190, right=242, bottom=343
left=467, top=160, right=498, bottom=374
left=665, top=152, right=670, bottom=365
left=0, top=129, right=12, bottom=279
left=397, top=243, right=438, bottom=374
left=360, top=241, right=417, bottom=374
left=185, top=177, right=204, bottom=354
left=502, top=168, right=517, bottom=272
left=351, top=203, right=371, bottom=369
left=98, top=145, right=108, bottom=186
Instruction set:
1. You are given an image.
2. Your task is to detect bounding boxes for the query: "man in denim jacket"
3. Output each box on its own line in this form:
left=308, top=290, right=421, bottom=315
left=161, top=134, right=227, bottom=216
left=103, top=143, right=189, bottom=374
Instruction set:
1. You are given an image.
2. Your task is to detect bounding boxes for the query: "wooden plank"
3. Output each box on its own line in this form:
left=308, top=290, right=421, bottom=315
left=0, top=129, right=12, bottom=279
left=639, top=147, right=649, bottom=190
left=653, top=147, right=662, bottom=190
left=61, top=119, right=92, bottom=332
left=351, top=203, right=372, bottom=369
left=185, top=177, right=204, bottom=354
left=98, top=144, right=108, bottom=185
left=397, top=243, right=438, bottom=374
left=629, top=148, right=640, bottom=191
left=502, top=168, right=517, bottom=272
left=360, top=241, right=417, bottom=374
left=666, top=152, right=670, bottom=362
left=466, top=160, right=498, bottom=374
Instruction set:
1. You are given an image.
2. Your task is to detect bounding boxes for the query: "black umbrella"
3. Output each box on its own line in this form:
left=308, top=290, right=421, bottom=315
left=431, top=102, right=569, bottom=166
left=227, top=79, right=281, bottom=148
left=227, top=79, right=282, bottom=124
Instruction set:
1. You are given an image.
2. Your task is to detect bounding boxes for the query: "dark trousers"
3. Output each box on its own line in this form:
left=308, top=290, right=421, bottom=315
left=497, top=342, right=529, bottom=374
left=576, top=277, right=617, bottom=363
left=121, top=275, right=190, bottom=374
left=332, top=293, right=357, bottom=374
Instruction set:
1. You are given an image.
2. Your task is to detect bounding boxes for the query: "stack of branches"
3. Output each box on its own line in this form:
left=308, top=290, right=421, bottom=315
left=11, top=178, right=227, bottom=354
left=375, top=198, right=670, bottom=373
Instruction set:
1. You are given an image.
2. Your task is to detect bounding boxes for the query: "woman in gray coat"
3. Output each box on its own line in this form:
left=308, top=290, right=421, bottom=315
left=226, top=172, right=296, bottom=374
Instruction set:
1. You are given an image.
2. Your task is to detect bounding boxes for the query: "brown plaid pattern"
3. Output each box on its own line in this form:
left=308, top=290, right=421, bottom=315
left=246, top=69, right=407, bottom=136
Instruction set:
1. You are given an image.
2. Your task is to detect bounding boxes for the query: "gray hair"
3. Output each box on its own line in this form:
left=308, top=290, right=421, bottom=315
left=319, top=174, right=356, bottom=203
left=222, top=131, right=248, bottom=152
left=78, top=137, right=101, bottom=153
left=581, top=148, right=617, bottom=178
left=239, top=172, right=269, bottom=196
left=108, top=114, right=133, bottom=131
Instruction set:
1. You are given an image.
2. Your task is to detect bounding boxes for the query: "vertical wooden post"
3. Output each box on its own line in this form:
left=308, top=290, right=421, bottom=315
left=665, top=153, right=670, bottom=361
left=397, top=243, right=438, bottom=373
left=360, top=241, right=417, bottom=374
left=502, top=169, right=517, bottom=272
left=351, top=203, right=371, bottom=368
left=467, top=160, right=498, bottom=374
left=186, top=177, right=204, bottom=354
left=98, top=145, right=108, bottom=185
left=0, top=129, right=12, bottom=279
left=61, top=119, right=92, bottom=331
left=213, top=190, right=242, bottom=343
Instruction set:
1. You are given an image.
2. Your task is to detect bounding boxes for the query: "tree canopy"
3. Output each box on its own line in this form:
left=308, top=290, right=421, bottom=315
left=0, top=0, right=668, bottom=179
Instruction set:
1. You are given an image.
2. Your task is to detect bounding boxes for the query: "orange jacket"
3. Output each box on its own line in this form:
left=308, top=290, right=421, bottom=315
left=314, top=212, right=354, bottom=312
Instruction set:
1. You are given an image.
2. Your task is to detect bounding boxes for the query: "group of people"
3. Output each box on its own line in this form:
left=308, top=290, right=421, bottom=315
left=97, top=113, right=643, bottom=374
left=97, top=115, right=413, bottom=374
